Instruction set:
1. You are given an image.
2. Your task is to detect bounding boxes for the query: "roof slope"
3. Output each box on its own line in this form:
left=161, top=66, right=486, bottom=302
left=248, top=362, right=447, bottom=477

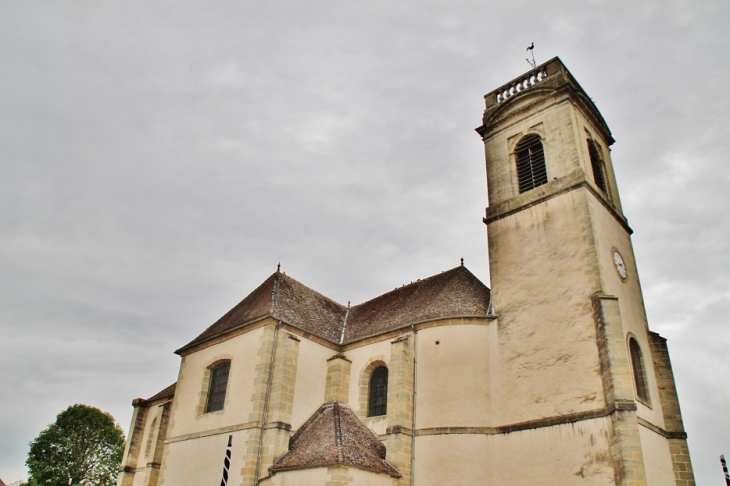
left=178, top=274, right=277, bottom=353
left=177, top=265, right=490, bottom=352
left=269, top=401, right=400, bottom=478
left=178, top=273, right=347, bottom=353
left=344, top=265, right=491, bottom=342
left=147, top=382, right=177, bottom=402
left=272, top=273, right=347, bottom=343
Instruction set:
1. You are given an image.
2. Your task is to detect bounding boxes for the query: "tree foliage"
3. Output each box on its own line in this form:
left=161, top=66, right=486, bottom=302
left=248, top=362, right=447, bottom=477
left=27, top=404, right=125, bottom=486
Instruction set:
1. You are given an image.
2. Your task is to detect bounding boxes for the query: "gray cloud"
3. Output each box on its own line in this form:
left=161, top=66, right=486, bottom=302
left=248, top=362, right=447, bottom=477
left=2, top=0, right=728, bottom=483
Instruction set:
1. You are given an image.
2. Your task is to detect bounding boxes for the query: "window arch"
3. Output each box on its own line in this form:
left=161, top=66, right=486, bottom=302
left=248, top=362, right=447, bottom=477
left=628, top=338, right=649, bottom=402
left=515, top=134, right=547, bottom=193
left=368, top=366, right=388, bottom=417
left=205, top=361, right=231, bottom=413
left=588, top=140, right=608, bottom=193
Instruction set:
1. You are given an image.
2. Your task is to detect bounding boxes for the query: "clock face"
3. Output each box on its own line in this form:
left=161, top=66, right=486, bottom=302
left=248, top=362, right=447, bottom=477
left=613, top=250, right=627, bottom=280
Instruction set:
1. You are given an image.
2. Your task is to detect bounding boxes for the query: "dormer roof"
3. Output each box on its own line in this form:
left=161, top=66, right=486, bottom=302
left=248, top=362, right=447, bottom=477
left=269, top=401, right=401, bottom=478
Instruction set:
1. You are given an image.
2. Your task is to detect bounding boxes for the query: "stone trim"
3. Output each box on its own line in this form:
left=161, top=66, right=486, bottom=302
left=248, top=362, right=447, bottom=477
left=637, top=417, right=688, bottom=440
left=483, top=171, right=632, bottom=235
left=165, top=421, right=260, bottom=444
left=279, top=323, right=340, bottom=351
left=176, top=316, right=274, bottom=356
left=196, top=355, right=234, bottom=416
left=342, top=316, right=493, bottom=351
left=325, top=354, right=352, bottom=403
left=413, top=401, right=636, bottom=437
left=626, top=332, right=653, bottom=408
left=357, top=357, right=388, bottom=419
left=178, top=312, right=494, bottom=355
left=385, top=425, right=413, bottom=436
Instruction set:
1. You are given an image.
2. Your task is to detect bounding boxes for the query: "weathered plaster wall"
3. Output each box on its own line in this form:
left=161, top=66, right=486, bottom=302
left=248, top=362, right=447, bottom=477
left=262, top=466, right=391, bottom=486
left=290, top=335, right=332, bottom=429
left=159, top=432, right=245, bottom=486
left=488, top=190, right=605, bottom=425
left=638, top=426, right=675, bottom=486
left=167, top=324, right=267, bottom=439
left=491, top=418, right=615, bottom=485
left=413, top=434, right=489, bottom=485
left=416, top=323, right=491, bottom=428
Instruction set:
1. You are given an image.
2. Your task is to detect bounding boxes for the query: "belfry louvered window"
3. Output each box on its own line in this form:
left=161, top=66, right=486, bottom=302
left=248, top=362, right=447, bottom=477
left=629, top=338, right=649, bottom=402
left=515, top=134, right=548, bottom=193
left=588, top=140, right=608, bottom=193
left=368, top=366, right=388, bottom=417
left=206, top=361, right=231, bottom=413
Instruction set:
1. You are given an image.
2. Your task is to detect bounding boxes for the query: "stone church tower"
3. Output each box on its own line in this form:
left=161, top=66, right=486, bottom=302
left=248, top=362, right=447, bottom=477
left=475, top=57, right=694, bottom=485
left=117, top=58, right=694, bottom=486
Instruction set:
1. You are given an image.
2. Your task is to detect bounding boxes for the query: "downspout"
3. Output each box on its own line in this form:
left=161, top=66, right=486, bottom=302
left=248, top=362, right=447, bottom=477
left=410, top=324, right=418, bottom=486
left=253, top=320, right=280, bottom=485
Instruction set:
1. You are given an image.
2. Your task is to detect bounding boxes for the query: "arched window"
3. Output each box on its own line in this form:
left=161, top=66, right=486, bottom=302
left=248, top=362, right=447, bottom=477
left=144, top=417, right=157, bottom=459
left=515, top=134, right=547, bottom=193
left=205, top=361, right=231, bottom=413
left=588, top=140, right=607, bottom=193
left=368, top=366, right=388, bottom=417
left=629, top=338, right=649, bottom=402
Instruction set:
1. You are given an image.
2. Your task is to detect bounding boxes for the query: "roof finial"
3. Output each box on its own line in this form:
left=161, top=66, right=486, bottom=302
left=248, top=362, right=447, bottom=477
left=460, top=257, right=464, bottom=267
left=526, top=42, right=536, bottom=68
left=277, top=262, right=281, bottom=273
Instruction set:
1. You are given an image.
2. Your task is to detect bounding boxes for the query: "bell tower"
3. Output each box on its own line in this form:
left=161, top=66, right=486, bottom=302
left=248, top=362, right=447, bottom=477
left=476, top=58, right=695, bottom=485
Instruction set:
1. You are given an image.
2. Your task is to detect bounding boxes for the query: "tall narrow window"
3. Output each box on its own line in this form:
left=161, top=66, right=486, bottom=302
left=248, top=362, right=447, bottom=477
left=588, top=140, right=607, bottom=193
left=368, top=366, right=388, bottom=417
left=206, top=361, right=231, bottom=413
left=144, top=417, right=157, bottom=459
left=515, top=134, right=548, bottom=193
left=629, top=338, right=649, bottom=402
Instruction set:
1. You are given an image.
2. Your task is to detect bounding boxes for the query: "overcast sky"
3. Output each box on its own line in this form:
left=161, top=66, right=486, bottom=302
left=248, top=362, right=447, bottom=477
left=1, top=1, right=728, bottom=484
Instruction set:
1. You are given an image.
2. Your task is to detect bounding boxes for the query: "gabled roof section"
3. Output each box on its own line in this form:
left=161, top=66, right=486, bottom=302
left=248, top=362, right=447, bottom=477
left=177, top=272, right=347, bottom=353
left=343, top=265, right=491, bottom=343
left=147, top=382, right=176, bottom=402
left=176, top=274, right=277, bottom=353
left=177, top=265, right=490, bottom=353
left=272, top=272, right=347, bottom=343
left=269, top=401, right=401, bottom=478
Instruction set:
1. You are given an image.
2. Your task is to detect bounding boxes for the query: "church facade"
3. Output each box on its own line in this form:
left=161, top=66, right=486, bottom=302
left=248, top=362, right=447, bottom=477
left=117, top=58, right=695, bottom=486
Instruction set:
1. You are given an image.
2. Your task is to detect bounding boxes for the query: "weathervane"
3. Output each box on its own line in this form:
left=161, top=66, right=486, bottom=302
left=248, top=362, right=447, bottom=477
left=526, top=42, right=536, bottom=68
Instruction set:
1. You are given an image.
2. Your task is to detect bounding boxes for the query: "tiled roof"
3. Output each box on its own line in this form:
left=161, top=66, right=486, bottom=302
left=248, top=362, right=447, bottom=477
left=177, top=273, right=347, bottom=353
left=147, top=382, right=177, bottom=402
left=177, top=275, right=278, bottom=353
left=269, top=401, right=401, bottom=478
left=272, top=272, right=347, bottom=344
left=177, top=265, right=490, bottom=352
left=344, top=265, right=491, bottom=343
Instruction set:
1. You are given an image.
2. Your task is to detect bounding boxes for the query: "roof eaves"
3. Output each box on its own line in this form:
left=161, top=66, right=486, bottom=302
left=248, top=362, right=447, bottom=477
left=342, top=313, right=496, bottom=345
left=175, top=314, right=274, bottom=355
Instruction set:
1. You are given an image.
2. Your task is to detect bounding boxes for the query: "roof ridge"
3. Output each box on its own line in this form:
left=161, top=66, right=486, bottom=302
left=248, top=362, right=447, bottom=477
left=351, top=265, right=467, bottom=309
left=333, top=401, right=344, bottom=463
left=339, top=302, right=350, bottom=345
left=270, top=271, right=280, bottom=314
left=274, top=272, right=348, bottom=310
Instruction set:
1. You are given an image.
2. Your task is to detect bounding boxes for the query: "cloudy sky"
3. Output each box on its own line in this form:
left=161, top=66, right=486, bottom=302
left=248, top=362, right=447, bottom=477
left=1, top=1, right=728, bottom=484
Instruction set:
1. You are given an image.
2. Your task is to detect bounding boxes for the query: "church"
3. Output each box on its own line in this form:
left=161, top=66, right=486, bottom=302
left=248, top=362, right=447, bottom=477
left=116, top=58, right=695, bottom=486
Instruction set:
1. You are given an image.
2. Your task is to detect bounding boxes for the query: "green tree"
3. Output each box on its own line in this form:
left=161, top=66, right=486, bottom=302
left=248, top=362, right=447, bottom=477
left=26, top=404, right=125, bottom=486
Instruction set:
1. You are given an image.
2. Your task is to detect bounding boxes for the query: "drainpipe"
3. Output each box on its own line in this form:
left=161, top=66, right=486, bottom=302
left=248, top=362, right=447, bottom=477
left=253, top=320, right=281, bottom=485
left=410, top=324, right=418, bottom=486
